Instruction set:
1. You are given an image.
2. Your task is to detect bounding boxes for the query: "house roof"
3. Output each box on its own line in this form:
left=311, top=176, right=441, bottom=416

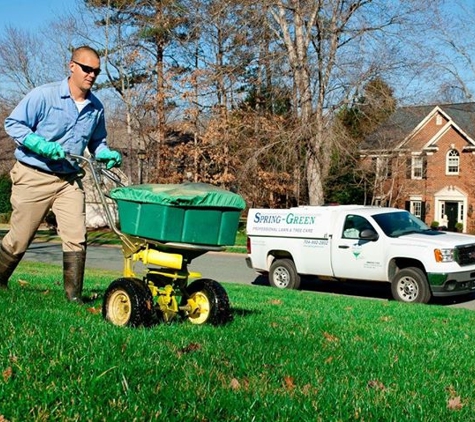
left=361, top=102, right=475, bottom=152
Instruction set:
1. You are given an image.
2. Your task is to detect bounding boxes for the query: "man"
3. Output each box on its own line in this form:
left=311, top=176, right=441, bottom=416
left=1, top=46, right=121, bottom=303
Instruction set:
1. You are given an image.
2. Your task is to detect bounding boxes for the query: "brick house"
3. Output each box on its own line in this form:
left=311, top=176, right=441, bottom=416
left=360, top=103, right=475, bottom=233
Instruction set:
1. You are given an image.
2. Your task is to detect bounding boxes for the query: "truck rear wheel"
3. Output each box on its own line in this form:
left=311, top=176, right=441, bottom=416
left=269, top=259, right=301, bottom=290
left=391, top=267, right=431, bottom=304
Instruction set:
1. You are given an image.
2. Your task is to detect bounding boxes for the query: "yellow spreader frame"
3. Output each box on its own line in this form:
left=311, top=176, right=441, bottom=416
left=119, top=234, right=216, bottom=324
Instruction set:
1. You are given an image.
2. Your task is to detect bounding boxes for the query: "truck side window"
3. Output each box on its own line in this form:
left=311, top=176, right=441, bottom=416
left=342, top=215, right=374, bottom=239
left=343, top=217, right=360, bottom=239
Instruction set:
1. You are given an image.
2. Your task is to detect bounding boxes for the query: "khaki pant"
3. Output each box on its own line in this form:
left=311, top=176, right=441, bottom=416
left=2, top=161, right=86, bottom=255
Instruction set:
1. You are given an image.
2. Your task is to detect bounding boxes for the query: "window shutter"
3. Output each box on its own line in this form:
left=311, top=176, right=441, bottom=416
left=422, top=157, right=427, bottom=179
left=406, top=158, right=411, bottom=179
left=405, top=201, right=410, bottom=211
left=421, top=202, right=426, bottom=222
left=387, top=158, right=393, bottom=178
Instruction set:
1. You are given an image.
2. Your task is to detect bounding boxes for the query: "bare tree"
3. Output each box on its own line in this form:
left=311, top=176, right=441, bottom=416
left=264, top=0, right=441, bottom=204
left=426, top=0, right=475, bottom=103
left=0, top=26, right=62, bottom=102
left=79, top=0, right=195, bottom=184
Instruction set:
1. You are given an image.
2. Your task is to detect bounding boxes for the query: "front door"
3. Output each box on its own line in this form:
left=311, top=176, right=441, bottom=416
left=445, top=201, right=458, bottom=231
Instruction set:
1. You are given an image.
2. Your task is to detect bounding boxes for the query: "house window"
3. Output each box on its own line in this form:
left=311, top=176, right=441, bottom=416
left=372, top=156, right=392, bottom=178
left=446, top=149, right=459, bottom=174
left=411, top=201, right=422, bottom=218
left=412, top=157, right=423, bottom=179
left=436, top=115, right=443, bottom=125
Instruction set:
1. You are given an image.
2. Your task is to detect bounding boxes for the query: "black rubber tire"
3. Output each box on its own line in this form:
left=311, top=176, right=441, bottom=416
left=391, top=267, right=431, bottom=304
left=102, top=278, right=154, bottom=327
left=269, top=259, right=301, bottom=290
left=181, top=278, right=233, bottom=325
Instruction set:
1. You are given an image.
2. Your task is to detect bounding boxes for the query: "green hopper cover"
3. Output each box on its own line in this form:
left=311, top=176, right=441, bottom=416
left=110, top=182, right=246, bottom=209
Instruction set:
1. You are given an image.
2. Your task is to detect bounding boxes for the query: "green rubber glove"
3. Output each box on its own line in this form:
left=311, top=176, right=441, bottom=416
left=96, top=148, right=122, bottom=170
left=23, top=134, right=65, bottom=160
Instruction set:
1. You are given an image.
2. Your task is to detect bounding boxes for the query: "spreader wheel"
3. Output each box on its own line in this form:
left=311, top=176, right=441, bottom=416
left=102, top=278, right=154, bottom=327
left=182, top=279, right=233, bottom=325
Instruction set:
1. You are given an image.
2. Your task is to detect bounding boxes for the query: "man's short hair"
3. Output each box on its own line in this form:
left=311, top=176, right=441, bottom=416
left=71, top=46, right=100, bottom=62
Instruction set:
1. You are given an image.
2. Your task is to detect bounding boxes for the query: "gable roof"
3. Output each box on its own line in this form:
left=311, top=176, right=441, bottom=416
left=361, top=102, right=475, bottom=152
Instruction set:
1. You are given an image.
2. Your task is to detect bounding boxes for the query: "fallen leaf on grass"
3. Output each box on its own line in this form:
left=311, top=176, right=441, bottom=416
left=283, top=376, right=295, bottom=390
left=322, top=332, right=339, bottom=343
left=17, top=279, right=29, bottom=287
left=2, top=367, right=13, bottom=383
left=229, top=377, right=249, bottom=391
left=447, top=396, right=463, bottom=411
left=42, top=290, right=50, bottom=295
left=270, top=299, right=282, bottom=305
left=380, top=316, right=392, bottom=322
left=367, top=379, right=386, bottom=391
left=87, top=307, right=102, bottom=315
left=324, top=356, right=334, bottom=364
left=229, top=378, right=240, bottom=390
left=178, top=343, right=201, bottom=355
left=0, top=415, right=11, bottom=422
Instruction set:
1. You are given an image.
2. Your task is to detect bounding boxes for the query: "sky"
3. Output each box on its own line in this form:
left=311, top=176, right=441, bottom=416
left=0, top=0, right=75, bottom=30
left=0, top=0, right=474, bottom=106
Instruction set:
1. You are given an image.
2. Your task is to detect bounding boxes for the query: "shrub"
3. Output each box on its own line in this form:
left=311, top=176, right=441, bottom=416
left=430, top=221, right=439, bottom=229
left=0, top=212, right=11, bottom=224
left=0, top=174, right=12, bottom=214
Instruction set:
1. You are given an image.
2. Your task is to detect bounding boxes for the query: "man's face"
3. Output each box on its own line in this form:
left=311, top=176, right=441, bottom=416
left=69, top=52, right=101, bottom=93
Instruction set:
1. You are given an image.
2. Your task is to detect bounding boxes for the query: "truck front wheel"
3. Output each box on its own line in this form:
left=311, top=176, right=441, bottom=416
left=269, top=259, right=301, bottom=290
left=391, top=267, right=431, bottom=304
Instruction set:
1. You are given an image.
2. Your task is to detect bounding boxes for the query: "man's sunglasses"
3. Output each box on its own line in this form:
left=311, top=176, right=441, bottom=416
left=72, top=60, right=101, bottom=76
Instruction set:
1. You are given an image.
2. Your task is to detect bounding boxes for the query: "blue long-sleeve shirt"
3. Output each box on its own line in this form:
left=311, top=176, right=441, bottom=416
left=4, top=78, right=109, bottom=174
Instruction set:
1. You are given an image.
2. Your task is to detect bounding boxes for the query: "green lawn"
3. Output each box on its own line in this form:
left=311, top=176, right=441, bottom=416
left=1, top=261, right=474, bottom=421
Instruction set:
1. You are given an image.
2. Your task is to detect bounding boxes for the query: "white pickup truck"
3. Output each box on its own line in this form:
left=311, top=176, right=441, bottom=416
left=246, top=205, right=475, bottom=303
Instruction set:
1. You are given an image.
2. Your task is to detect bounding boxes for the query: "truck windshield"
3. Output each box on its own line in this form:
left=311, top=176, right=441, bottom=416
left=372, top=211, right=430, bottom=238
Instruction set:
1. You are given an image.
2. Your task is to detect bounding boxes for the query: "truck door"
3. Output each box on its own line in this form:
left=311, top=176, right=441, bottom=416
left=331, top=214, right=387, bottom=281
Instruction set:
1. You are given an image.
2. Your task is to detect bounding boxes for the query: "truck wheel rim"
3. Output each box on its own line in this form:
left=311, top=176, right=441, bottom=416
left=107, top=290, right=132, bottom=325
left=397, top=276, right=418, bottom=301
left=274, top=267, right=290, bottom=288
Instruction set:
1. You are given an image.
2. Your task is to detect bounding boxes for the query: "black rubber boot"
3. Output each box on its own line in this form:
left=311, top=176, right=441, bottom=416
left=63, top=251, right=86, bottom=303
left=0, top=244, right=24, bottom=289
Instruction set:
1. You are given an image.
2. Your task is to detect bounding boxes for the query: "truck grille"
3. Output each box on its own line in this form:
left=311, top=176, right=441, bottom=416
left=456, top=244, right=475, bottom=266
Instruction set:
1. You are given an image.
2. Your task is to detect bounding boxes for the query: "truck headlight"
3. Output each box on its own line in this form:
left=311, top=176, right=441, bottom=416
left=434, top=248, right=455, bottom=262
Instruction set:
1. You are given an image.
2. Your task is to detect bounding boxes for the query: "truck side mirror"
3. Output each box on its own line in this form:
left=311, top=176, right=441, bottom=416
left=360, top=229, right=379, bottom=241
